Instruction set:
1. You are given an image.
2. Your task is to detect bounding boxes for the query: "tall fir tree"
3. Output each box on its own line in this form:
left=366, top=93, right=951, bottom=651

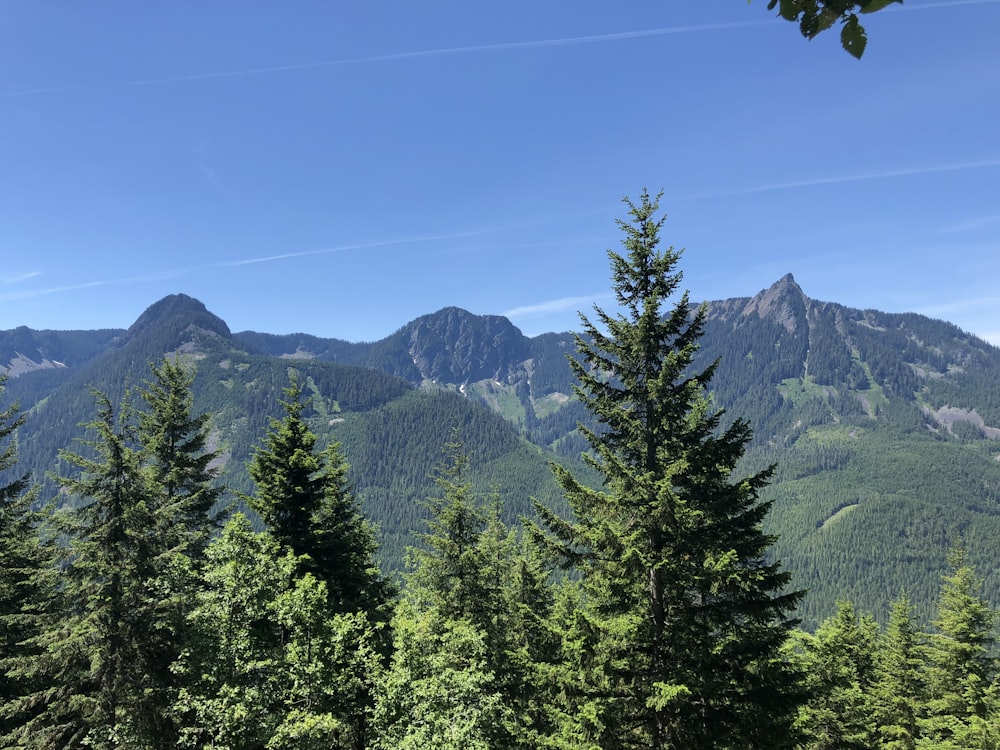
left=405, top=438, right=490, bottom=622
left=244, top=373, right=390, bottom=746
left=918, top=545, right=997, bottom=749
left=377, top=439, right=556, bottom=749
left=794, top=600, right=879, bottom=749
left=133, top=357, right=224, bottom=746
left=139, top=356, right=222, bottom=557
left=246, top=372, right=388, bottom=615
left=873, top=593, right=924, bottom=750
left=532, top=189, right=804, bottom=749
left=0, top=375, right=52, bottom=739
left=3, top=391, right=154, bottom=748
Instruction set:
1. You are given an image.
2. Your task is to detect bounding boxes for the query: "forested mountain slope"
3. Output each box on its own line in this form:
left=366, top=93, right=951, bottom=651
left=695, top=275, right=1000, bottom=625
left=0, top=295, right=579, bottom=570
left=3, top=280, right=999, bottom=626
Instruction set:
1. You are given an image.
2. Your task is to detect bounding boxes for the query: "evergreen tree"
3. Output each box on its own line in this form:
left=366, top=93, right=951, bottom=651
left=246, top=373, right=387, bottom=615
left=405, top=438, right=490, bottom=622
left=0, top=375, right=51, bottom=739
left=243, top=374, right=390, bottom=746
left=377, top=440, right=555, bottom=749
left=873, top=593, right=924, bottom=750
left=133, top=357, right=224, bottom=746
left=532, top=189, right=804, bottom=749
left=918, top=545, right=997, bottom=749
left=139, top=356, right=223, bottom=556
left=173, top=513, right=293, bottom=749
left=372, top=604, right=511, bottom=750
left=794, top=600, right=879, bottom=749
left=174, top=513, right=382, bottom=750
left=3, top=391, right=153, bottom=748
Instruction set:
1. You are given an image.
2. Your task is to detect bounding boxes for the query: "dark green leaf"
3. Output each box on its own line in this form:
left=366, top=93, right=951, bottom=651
left=860, top=0, right=902, bottom=14
left=841, top=15, right=868, bottom=58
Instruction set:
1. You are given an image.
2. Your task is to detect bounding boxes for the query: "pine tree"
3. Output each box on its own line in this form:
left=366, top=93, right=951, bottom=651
left=532, top=189, right=804, bottom=749
left=873, top=593, right=924, bottom=750
left=133, top=357, right=224, bottom=746
left=246, top=373, right=387, bottom=615
left=3, top=391, right=154, bottom=748
left=406, top=438, right=490, bottom=622
left=0, top=375, right=51, bottom=739
left=377, top=439, right=556, bottom=749
left=918, top=545, right=997, bottom=749
left=244, top=373, right=390, bottom=746
left=139, top=356, right=222, bottom=557
left=794, top=600, right=879, bottom=749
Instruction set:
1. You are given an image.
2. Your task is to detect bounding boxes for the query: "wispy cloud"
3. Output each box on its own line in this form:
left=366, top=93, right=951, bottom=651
left=0, top=270, right=186, bottom=303
left=0, top=229, right=491, bottom=301
left=934, top=214, right=1000, bottom=233
left=2, top=271, right=42, bottom=284
left=6, top=1, right=1000, bottom=97
left=2, top=20, right=771, bottom=97
left=676, top=158, right=1000, bottom=200
left=199, top=163, right=225, bottom=194
left=504, top=293, right=613, bottom=319
left=221, top=229, right=494, bottom=267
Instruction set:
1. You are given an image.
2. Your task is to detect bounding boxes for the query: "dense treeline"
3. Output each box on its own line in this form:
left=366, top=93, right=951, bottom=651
left=2, top=368, right=1000, bottom=748
left=3, top=196, right=999, bottom=748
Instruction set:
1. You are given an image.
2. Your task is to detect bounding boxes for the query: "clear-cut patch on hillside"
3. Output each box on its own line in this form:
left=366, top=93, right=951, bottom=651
left=3, top=353, right=65, bottom=377
left=922, top=405, right=1000, bottom=439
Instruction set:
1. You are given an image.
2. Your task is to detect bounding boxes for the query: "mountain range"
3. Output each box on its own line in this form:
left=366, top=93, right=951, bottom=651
left=3, top=274, right=999, bottom=628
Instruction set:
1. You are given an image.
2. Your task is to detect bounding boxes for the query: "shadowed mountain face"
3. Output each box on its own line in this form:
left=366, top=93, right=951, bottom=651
left=3, top=278, right=1000, bottom=627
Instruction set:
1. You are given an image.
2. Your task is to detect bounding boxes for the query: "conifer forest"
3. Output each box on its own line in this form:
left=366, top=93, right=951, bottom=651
left=2, top=192, right=999, bottom=749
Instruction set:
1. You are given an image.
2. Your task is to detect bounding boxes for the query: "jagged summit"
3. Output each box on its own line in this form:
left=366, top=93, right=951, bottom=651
left=742, top=274, right=809, bottom=333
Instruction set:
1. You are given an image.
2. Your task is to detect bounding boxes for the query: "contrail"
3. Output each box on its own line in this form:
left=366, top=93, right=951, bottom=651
left=0, top=229, right=493, bottom=302
left=503, top=293, right=613, bottom=319
left=3, top=20, right=771, bottom=97
left=676, top=158, right=1000, bottom=200
left=2, top=271, right=42, bottom=285
left=219, top=229, right=495, bottom=267
left=0, top=270, right=185, bottom=303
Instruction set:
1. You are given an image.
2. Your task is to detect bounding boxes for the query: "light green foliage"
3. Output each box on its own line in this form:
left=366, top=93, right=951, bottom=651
left=373, top=605, right=513, bottom=750
left=533, top=190, right=804, bottom=748
left=174, top=514, right=293, bottom=748
left=377, top=438, right=557, bottom=749
left=917, top=545, right=998, bottom=748
left=794, top=600, right=880, bottom=749
left=873, top=594, right=924, bottom=750
left=175, top=513, right=383, bottom=750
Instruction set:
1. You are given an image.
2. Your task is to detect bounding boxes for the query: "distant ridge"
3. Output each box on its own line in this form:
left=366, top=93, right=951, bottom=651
left=4, top=278, right=1000, bottom=628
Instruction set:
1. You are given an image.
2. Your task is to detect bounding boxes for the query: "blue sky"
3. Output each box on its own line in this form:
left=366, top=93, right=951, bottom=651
left=2, top=1, right=998, bottom=344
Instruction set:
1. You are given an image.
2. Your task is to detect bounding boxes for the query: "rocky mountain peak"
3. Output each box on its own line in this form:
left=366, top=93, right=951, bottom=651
left=124, top=294, right=231, bottom=341
left=404, top=307, right=530, bottom=383
left=742, top=274, right=809, bottom=333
